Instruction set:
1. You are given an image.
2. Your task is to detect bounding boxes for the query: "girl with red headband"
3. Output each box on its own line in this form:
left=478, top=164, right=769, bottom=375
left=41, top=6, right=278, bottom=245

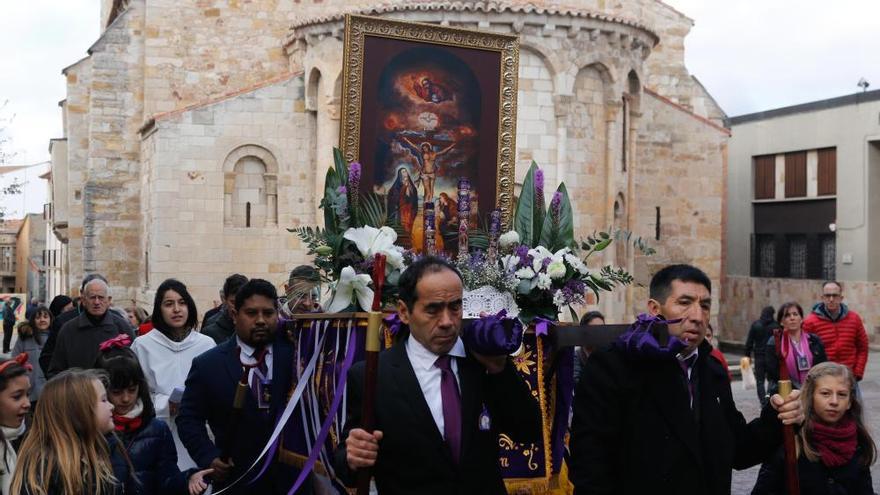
left=95, top=339, right=212, bottom=495
left=0, top=353, right=31, bottom=494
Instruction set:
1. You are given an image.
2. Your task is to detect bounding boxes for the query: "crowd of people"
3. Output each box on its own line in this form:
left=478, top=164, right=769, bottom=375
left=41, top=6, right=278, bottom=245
left=0, top=265, right=872, bottom=494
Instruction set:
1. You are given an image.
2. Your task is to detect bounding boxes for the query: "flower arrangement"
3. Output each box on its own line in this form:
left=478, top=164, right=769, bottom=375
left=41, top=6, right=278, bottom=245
left=499, top=162, right=634, bottom=322
left=291, top=149, right=410, bottom=311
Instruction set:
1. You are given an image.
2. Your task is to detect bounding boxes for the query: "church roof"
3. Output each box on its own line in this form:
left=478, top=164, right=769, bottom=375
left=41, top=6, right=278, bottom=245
left=286, top=0, right=656, bottom=42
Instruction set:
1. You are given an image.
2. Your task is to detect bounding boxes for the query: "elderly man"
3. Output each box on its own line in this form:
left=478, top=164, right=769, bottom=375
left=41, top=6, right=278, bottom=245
left=48, top=278, right=135, bottom=376
left=335, top=256, right=541, bottom=494
left=569, top=264, right=804, bottom=495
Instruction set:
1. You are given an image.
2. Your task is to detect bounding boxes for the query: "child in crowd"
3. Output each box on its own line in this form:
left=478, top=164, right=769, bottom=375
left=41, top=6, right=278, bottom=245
left=94, top=338, right=212, bottom=495
left=12, top=306, right=52, bottom=405
left=0, top=354, right=31, bottom=494
left=11, top=368, right=129, bottom=495
left=752, top=361, right=875, bottom=494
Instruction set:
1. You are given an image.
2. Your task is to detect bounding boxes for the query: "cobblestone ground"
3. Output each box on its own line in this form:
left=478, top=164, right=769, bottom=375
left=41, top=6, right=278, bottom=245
left=728, top=350, right=880, bottom=495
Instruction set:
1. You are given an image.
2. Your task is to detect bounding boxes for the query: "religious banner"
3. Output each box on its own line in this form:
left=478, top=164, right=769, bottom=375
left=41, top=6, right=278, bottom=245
left=339, top=14, right=519, bottom=251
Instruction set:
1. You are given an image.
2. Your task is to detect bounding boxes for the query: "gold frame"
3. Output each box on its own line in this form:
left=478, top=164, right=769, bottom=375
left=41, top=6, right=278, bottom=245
left=340, top=14, right=519, bottom=229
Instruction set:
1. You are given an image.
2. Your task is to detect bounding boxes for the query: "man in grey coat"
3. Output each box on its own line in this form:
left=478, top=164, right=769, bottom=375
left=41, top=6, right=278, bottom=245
left=48, top=278, right=135, bottom=376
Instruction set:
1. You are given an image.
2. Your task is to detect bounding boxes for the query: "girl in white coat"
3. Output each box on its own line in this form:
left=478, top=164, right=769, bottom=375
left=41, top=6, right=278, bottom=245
left=132, top=279, right=215, bottom=471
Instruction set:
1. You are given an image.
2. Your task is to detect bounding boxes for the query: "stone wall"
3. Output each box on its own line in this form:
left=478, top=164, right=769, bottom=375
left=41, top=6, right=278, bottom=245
left=141, top=0, right=300, bottom=116
left=632, top=91, right=729, bottom=327
left=61, top=56, right=92, bottom=296
left=138, top=75, right=314, bottom=309
left=84, top=2, right=145, bottom=299
left=722, top=275, right=880, bottom=344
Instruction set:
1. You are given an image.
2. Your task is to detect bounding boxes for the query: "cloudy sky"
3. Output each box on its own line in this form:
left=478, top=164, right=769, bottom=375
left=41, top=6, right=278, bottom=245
left=2, top=1, right=879, bottom=216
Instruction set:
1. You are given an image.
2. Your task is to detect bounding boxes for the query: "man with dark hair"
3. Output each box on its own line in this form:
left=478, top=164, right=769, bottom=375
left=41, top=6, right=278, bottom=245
left=39, top=274, right=134, bottom=376
left=335, top=256, right=541, bottom=494
left=803, top=280, right=869, bottom=381
left=202, top=273, right=249, bottom=344
left=569, top=263, right=804, bottom=495
left=745, top=306, right=779, bottom=405
left=177, top=278, right=305, bottom=494
left=284, top=265, right=322, bottom=314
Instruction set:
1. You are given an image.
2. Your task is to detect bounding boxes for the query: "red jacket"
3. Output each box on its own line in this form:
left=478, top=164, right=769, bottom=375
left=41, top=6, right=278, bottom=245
left=803, top=303, right=869, bottom=379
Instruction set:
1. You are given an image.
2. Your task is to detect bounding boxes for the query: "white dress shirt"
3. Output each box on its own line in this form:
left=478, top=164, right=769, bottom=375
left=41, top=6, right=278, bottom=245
left=406, top=335, right=466, bottom=439
left=236, top=336, right=274, bottom=385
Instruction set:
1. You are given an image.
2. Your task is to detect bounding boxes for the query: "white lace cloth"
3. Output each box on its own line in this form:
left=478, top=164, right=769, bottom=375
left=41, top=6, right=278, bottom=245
left=462, top=286, right=520, bottom=319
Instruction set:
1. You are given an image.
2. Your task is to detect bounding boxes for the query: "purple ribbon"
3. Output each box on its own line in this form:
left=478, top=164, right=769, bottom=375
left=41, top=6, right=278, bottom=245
left=286, top=327, right=358, bottom=494
left=533, top=317, right=553, bottom=337
left=461, top=310, right=524, bottom=355
left=384, top=313, right=407, bottom=336
left=614, top=313, right=687, bottom=360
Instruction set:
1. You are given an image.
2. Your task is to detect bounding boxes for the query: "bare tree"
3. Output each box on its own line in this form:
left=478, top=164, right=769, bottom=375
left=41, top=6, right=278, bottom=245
left=0, top=100, right=23, bottom=223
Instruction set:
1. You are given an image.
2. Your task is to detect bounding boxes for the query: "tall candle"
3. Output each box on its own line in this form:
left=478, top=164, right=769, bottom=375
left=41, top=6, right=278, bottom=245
left=457, top=178, right=471, bottom=255
left=424, top=201, right=436, bottom=256
left=488, top=208, right=501, bottom=262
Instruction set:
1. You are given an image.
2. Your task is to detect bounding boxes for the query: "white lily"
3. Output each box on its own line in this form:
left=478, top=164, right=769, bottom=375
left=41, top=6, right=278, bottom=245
left=343, top=226, right=406, bottom=272
left=326, top=266, right=374, bottom=313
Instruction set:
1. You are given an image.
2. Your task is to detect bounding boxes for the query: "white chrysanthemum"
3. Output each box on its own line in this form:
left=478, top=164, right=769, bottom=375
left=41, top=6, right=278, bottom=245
left=499, top=231, right=520, bottom=248
left=515, top=267, right=536, bottom=280
left=529, top=246, right=551, bottom=272
left=552, top=289, right=566, bottom=308
left=547, top=260, right=567, bottom=279
left=501, top=254, right=520, bottom=271
left=536, top=272, right=552, bottom=290
left=565, top=253, right=589, bottom=275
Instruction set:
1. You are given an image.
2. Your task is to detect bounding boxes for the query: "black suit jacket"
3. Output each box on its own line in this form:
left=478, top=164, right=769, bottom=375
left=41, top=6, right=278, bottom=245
left=176, top=334, right=303, bottom=494
left=569, top=340, right=783, bottom=495
left=334, top=337, right=541, bottom=495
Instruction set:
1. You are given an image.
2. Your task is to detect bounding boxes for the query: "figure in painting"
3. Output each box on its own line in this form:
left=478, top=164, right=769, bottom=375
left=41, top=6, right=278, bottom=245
left=398, top=136, right=455, bottom=202
left=386, top=167, right=420, bottom=233
left=411, top=76, right=452, bottom=103
left=436, top=192, right=457, bottom=234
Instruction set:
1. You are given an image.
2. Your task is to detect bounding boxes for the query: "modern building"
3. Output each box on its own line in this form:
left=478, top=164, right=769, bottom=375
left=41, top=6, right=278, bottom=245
left=723, top=89, right=880, bottom=342
left=47, top=0, right=730, bottom=324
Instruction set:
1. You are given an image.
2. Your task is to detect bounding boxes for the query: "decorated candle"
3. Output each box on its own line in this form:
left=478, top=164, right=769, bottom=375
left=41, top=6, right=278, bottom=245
left=424, top=201, right=436, bottom=255
left=487, top=208, right=501, bottom=262
left=457, top=178, right=471, bottom=255
left=348, top=162, right=361, bottom=215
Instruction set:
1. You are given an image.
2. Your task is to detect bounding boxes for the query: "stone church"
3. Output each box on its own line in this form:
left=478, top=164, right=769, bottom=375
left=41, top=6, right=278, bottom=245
left=46, top=0, right=729, bottom=323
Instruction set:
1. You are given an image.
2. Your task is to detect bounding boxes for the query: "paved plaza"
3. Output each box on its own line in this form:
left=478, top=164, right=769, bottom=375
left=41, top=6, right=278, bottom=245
left=728, top=350, right=880, bottom=494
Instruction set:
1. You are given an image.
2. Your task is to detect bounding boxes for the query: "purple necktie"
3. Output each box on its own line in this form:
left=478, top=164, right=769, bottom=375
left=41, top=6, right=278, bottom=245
left=435, top=355, right=461, bottom=464
left=250, top=347, right=269, bottom=405
left=678, top=354, right=697, bottom=409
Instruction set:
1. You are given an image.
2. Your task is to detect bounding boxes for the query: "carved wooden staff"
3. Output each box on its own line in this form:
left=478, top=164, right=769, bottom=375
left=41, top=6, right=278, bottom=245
left=356, top=253, right=386, bottom=495
left=773, top=327, right=800, bottom=495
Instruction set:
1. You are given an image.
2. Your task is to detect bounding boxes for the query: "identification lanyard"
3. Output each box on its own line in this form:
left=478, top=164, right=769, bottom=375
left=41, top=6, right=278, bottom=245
left=790, top=336, right=810, bottom=371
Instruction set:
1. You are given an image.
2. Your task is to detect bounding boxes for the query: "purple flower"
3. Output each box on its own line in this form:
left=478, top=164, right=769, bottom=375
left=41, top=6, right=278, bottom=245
left=337, top=185, right=347, bottom=195
left=348, top=162, right=362, bottom=211
left=550, top=191, right=562, bottom=223
left=514, top=245, right=530, bottom=264
left=534, top=169, right=545, bottom=213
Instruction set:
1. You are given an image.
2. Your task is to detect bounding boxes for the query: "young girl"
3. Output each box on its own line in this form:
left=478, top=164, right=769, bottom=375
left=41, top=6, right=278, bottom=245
left=752, top=361, right=876, bottom=494
left=11, top=368, right=124, bottom=495
left=12, top=306, right=52, bottom=404
left=0, top=354, right=31, bottom=494
left=95, top=338, right=211, bottom=495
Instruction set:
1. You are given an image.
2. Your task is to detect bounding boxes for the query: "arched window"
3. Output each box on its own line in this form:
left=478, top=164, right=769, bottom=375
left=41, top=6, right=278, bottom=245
left=222, top=145, right=278, bottom=228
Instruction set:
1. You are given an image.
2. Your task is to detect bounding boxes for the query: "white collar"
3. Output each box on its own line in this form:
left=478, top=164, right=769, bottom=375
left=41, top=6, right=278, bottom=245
left=119, top=399, right=144, bottom=420
left=677, top=347, right=699, bottom=363
left=236, top=336, right=273, bottom=357
left=406, top=334, right=466, bottom=372
left=1, top=422, right=25, bottom=442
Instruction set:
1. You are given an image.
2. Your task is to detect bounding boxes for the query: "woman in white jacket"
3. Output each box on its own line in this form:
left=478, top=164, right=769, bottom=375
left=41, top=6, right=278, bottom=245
left=132, top=278, right=215, bottom=471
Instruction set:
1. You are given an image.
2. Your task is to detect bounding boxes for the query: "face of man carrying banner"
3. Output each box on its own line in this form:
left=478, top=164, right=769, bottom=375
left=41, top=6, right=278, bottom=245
left=336, top=256, right=541, bottom=494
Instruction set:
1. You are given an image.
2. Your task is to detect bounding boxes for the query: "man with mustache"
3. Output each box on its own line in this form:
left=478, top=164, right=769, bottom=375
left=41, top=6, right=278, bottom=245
left=569, top=264, right=805, bottom=495
left=177, top=278, right=308, bottom=494
left=336, top=256, right=540, bottom=494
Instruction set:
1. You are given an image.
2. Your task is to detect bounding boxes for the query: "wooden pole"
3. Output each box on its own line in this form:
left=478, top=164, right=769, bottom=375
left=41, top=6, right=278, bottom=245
left=356, top=254, right=386, bottom=495
left=773, top=327, right=800, bottom=495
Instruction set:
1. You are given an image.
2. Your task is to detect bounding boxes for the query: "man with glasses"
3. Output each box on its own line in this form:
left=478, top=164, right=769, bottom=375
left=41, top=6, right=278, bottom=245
left=803, top=281, right=869, bottom=382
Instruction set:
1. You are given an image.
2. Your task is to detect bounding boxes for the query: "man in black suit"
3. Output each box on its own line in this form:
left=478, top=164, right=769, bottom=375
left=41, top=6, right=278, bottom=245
left=177, top=278, right=307, bottom=494
left=569, top=264, right=805, bottom=495
left=336, top=256, right=541, bottom=495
